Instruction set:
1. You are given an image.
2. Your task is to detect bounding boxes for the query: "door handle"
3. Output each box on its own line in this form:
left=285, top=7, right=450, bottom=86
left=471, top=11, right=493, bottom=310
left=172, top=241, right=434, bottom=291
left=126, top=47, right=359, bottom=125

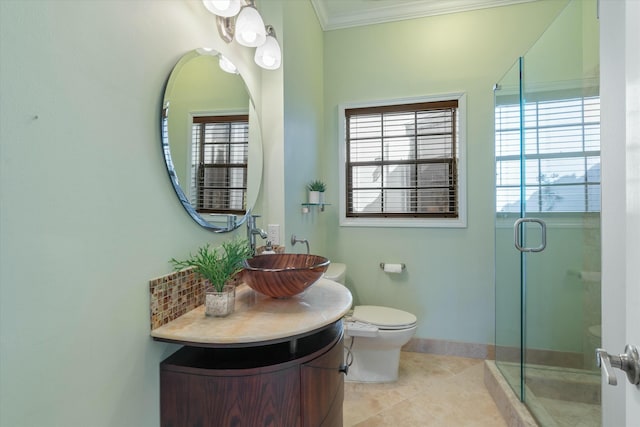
left=514, top=218, right=547, bottom=253
left=596, top=345, right=640, bottom=385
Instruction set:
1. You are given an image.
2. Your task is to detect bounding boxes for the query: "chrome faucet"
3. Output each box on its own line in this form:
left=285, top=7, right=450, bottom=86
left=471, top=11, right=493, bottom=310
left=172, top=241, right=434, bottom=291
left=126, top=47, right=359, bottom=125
left=247, top=214, right=267, bottom=255
left=291, top=234, right=310, bottom=254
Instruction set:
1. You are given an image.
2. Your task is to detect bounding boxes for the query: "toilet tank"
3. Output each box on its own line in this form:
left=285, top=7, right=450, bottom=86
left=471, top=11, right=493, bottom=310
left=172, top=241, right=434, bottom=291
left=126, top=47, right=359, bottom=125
left=324, top=263, right=346, bottom=285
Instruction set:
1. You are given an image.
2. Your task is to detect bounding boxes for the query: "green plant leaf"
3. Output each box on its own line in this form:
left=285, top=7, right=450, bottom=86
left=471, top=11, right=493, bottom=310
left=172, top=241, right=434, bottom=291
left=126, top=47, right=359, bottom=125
left=170, top=239, right=252, bottom=292
left=307, top=179, right=326, bottom=191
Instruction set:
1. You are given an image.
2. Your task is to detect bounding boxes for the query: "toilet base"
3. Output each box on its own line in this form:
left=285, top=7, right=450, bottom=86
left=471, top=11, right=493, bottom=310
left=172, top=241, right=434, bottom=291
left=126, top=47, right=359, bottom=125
left=345, top=347, right=401, bottom=383
left=343, top=324, right=416, bottom=383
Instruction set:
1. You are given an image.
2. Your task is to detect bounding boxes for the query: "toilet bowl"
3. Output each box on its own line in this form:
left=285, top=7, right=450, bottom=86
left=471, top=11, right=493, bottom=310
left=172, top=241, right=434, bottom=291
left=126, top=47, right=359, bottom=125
left=324, top=263, right=417, bottom=383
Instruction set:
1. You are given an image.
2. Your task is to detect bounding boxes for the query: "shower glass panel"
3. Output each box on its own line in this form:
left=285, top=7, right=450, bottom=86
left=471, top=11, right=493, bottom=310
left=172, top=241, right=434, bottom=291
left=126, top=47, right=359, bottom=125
left=494, top=0, right=601, bottom=425
left=494, top=58, right=524, bottom=401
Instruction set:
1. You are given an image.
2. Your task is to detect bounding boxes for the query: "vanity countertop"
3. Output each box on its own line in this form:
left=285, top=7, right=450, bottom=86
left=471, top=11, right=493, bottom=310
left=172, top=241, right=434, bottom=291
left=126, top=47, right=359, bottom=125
left=151, top=278, right=352, bottom=347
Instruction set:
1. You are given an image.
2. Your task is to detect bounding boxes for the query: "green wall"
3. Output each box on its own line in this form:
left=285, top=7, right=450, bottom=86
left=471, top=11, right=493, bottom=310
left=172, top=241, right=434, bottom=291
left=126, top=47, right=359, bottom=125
left=321, top=0, right=569, bottom=344
left=0, top=1, right=263, bottom=426
left=0, top=0, right=592, bottom=425
left=281, top=0, right=327, bottom=255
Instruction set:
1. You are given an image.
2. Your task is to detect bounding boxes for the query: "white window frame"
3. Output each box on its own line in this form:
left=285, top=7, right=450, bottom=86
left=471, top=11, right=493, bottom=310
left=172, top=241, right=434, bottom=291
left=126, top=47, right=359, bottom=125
left=339, top=93, right=467, bottom=228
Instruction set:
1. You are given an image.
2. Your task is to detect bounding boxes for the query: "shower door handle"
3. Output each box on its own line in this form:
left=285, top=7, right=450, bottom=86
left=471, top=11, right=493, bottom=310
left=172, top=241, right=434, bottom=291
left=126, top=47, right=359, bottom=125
left=514, top=218, right=547, bottom=253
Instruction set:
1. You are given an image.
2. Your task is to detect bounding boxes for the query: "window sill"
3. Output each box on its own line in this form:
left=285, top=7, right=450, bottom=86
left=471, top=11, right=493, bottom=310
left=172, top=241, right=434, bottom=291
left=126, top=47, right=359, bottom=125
left=339, top=216, right=467, bottom=229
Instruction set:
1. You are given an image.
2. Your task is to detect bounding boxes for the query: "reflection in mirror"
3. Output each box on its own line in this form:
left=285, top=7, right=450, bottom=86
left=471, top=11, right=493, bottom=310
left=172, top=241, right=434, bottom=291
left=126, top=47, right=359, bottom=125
left=191, top=114, right=248, bottom=215
left=161, top=49, right=262, bottom=232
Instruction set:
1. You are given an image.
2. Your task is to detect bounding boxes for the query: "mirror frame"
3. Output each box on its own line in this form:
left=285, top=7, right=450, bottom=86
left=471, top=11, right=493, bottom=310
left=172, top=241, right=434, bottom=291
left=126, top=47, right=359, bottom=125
left=161, top=49, right=263, bottom=232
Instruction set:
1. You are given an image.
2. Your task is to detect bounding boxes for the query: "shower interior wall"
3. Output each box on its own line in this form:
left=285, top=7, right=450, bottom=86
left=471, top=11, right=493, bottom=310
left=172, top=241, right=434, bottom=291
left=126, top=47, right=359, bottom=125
left=492, top=1, right=601, bottom=424
left=495, top=0, right=600, bottom=363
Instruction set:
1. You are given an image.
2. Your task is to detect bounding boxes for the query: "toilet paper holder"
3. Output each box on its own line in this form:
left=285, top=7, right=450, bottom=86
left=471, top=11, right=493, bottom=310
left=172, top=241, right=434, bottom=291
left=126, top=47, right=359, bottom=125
left=379, top=263, right=406, bottom=271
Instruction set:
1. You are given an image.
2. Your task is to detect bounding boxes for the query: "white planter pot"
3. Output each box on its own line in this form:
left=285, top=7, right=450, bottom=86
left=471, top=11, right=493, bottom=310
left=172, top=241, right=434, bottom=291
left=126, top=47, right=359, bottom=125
left=308, top=190, right=320, bottom=204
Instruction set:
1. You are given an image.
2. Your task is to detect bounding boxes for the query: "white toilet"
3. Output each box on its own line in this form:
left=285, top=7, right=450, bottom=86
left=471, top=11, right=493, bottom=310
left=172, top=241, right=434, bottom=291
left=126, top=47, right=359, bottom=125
left=324, top=263, right=417, bottom=383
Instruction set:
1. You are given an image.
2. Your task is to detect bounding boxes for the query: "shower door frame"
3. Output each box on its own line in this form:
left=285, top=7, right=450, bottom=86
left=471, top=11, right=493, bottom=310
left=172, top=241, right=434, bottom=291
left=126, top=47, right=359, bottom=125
left=495, top=2, right=603, bottom=422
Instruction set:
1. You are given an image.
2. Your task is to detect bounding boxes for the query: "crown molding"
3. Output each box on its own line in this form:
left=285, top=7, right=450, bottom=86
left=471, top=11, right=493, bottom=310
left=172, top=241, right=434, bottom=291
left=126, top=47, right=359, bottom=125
left=310, top=0, right=539, bottom=31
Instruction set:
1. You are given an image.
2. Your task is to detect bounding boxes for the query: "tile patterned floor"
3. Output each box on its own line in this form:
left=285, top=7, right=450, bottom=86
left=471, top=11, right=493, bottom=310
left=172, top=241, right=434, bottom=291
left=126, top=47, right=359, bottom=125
left=494, top=360, right=601, bottom=426
left=343, top=352, right=507, bottom=426
left=537, top=397, right=600, bottom=427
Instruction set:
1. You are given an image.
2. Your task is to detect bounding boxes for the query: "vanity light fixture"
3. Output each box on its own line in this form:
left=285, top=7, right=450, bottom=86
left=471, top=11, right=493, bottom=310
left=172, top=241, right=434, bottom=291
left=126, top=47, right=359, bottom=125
left=202, top=0, right=281, bottom=70
left=254, top=25, right=281, bottom=70
left=195, top=47, right=219, bottom=56
left=194, top=47, right=238, bottom=74
left=234, top=5, right=267, bottom=47
left=202, top=0, right=241, bottom=17
left=218, top=54, right=239, bottom=74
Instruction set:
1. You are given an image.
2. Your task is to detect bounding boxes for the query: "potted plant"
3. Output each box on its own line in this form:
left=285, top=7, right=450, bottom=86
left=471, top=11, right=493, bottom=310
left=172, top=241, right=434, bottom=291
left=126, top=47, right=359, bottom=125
left=170, top=238, right=252, bottom=317
left=307, top=180, right=326, bottom=205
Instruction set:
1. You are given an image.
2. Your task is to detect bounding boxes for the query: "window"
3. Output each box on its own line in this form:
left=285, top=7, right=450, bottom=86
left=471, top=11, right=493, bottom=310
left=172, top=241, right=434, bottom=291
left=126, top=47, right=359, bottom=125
left=191, top=115, right=249, bottom=215
left=495, top=95, right=600, bottom=213
left=340, top=94, right=466, bottom=228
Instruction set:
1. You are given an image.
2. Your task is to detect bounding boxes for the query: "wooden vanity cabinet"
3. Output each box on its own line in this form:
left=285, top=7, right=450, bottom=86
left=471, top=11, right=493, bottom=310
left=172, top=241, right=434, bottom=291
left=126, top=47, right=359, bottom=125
left=160, top=321, right=344, bottom=427
left=300, top=331, right=345, bottom=427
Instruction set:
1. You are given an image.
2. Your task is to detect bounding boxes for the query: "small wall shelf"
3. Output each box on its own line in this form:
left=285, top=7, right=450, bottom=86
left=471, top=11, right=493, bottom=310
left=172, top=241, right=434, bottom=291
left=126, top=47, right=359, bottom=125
left=301, top=203, right=330, bottom=213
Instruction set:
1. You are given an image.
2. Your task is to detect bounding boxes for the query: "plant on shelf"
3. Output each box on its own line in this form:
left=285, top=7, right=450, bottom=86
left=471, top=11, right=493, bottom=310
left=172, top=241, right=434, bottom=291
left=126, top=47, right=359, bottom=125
left=170, top=239, right=252, bottom=292
left=307, top=180, right=326, bottom=205
left=307, top=180, right=326, bottom=192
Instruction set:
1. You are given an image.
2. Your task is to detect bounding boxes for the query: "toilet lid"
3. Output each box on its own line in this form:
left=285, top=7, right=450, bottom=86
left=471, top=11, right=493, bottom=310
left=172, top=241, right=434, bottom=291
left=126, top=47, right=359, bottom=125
left=351, top=305, right=417, bottom=329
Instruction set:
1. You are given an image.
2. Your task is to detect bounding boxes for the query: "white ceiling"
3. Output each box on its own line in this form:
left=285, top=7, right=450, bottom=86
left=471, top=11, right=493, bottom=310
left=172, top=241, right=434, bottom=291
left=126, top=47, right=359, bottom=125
left=309, top=0, right=539, bottom=30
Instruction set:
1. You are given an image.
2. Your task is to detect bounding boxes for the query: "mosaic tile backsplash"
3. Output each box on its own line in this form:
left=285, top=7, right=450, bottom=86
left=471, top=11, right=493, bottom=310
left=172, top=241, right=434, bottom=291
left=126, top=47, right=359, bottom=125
left=149, top=268, right=204, bottom=330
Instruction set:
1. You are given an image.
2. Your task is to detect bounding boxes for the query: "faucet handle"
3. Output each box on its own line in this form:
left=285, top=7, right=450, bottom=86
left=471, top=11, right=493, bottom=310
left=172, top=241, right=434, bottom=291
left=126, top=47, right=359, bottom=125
left=248, top=214, right=261, bottom=229
left=291, top=235, right=310, bottom=254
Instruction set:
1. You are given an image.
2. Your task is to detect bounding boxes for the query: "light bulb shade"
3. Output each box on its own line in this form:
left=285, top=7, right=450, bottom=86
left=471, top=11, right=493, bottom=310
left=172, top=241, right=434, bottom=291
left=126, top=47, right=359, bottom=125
left=202, top=0, right=241, bottom=17
left=218, top=55, right=238, bottom=74
left=254, top=35, right=281, bottom=70
left=234, top=6, right=267, bottom=47
left=195, top=47, right=219, bottom=56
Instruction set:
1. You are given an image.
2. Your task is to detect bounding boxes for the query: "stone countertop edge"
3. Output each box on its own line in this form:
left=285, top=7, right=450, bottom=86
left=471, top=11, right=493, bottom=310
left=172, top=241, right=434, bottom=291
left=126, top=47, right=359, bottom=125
left=151, top=278, right=353, bottom=346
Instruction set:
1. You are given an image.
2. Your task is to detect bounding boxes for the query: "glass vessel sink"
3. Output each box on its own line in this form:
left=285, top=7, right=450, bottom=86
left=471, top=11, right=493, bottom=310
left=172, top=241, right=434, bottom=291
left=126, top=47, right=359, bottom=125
left=242, top=254, right=330, bottom=298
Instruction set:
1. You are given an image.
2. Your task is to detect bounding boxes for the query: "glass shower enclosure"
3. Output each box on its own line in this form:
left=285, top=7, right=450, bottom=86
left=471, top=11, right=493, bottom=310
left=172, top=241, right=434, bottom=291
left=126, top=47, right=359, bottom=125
left=494, top=1, right=601, bottom=425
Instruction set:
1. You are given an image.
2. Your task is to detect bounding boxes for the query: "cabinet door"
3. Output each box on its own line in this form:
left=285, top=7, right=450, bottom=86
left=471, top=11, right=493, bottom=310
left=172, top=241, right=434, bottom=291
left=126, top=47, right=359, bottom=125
left=161, top=366, right=301, bottom=427
left=300, top=336, right=344, bottom=427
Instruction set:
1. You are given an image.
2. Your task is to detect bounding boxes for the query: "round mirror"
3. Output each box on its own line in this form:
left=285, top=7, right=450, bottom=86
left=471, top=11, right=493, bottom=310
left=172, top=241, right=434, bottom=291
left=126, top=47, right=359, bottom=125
left=161, top=49, right=263, bottom=232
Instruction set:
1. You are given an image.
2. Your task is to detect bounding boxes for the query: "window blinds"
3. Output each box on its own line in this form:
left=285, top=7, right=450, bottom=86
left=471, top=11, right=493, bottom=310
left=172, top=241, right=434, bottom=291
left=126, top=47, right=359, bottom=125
left=191, top=115, right=249, bottom=214
left=495, top=96, right=600, bottom=213
left=345, top=101, right=459, bottom=218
